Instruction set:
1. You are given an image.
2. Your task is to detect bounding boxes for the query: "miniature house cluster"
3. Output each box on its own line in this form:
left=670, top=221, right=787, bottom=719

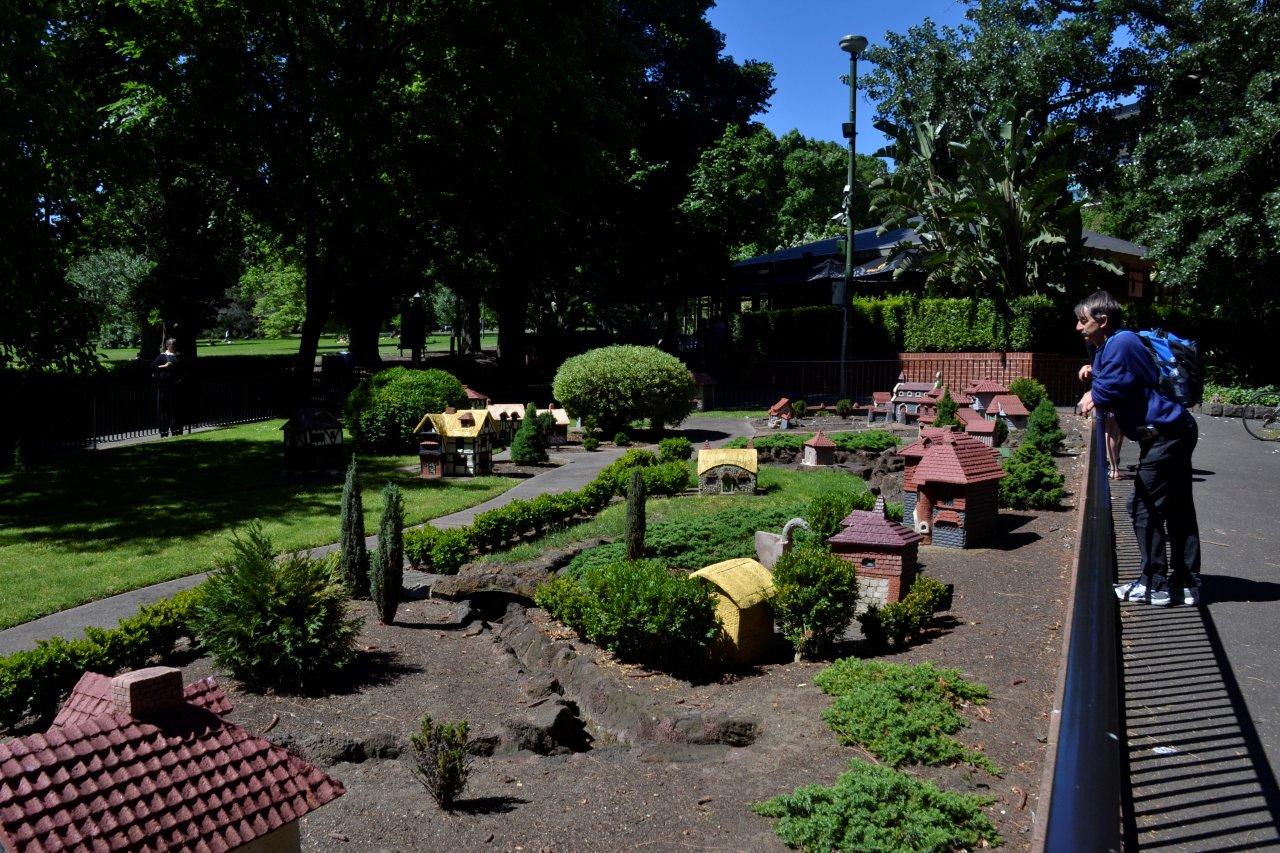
left=868, top=374, right=1030, bottom=445
left=0, top=667, right=342, bottom=852
left=413, top=387, right=574, bottom=478
left=900, top=428, right=1006, bottom=548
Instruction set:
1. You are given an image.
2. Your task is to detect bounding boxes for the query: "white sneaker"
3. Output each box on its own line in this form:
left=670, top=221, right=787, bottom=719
left=1181, top=580, right=1202, bottom=606
left=1115, top=579, right=1149, bottom=602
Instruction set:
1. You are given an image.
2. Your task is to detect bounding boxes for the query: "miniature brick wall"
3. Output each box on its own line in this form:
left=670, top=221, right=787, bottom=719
left=111, top=667, right=184, bottom=717
left=960, top=481, right=1000, bottom=546
left=897, top=352, right=1081, bottom=406
left=836, top=549, right=917, bottom=605
left=930, top=522, right=967, bottom=548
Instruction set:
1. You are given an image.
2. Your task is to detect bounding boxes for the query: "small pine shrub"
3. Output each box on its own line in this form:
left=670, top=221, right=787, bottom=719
left=933, top=388, right=958, bottom=428
left=754, top=759, right=1001, bottom=852
left=999, top=443, right=1066, bottom=509
left=344, top=367, right=465, bottom=451
left=373, top=482, right=404, bottom=624
left=1009, top=376, right=1048, bottom=412
left=835, top=399, right=855, bottom=418
left=771, top=544, right=859, bottom=659
left=339, top=456, right=370, bottom=598
left=410, top=716, right=472, bottom=809
left=657, top=436, right=693, bottom=463
left=858, top=575, right=950, bottom=650
left=1023, top=398, right=1064, bottom=455
left=791, top=399, right=808, bottom=418
left=510, top=403, right=549, bottom=465
left=993, top=416, right=1009, bottom=447
left=582, top=436, right=600, bottom=452
left=806, top=490, right=873, bottom=541
left=613, top=430, right=631, bottom=446
left=816, top=659, right=999, bottom=775
left=193, top=523, right=361, bottom=691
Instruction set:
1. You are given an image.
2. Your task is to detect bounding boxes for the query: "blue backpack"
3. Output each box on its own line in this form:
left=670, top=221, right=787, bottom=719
left=1138, top=329, right=1202, bottom=408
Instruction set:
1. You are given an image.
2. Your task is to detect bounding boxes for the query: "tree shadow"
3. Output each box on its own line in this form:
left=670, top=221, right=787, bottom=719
left=448, top=795, right=529, bottom=815
left=993, top=512, right=1043, bottom=551
left=675, top=427, right=735, bottom=445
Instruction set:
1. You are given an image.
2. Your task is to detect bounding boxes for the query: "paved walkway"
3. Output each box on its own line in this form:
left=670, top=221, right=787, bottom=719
left=1114, top=413, right=1280, bottom=850
left=0, top=417, right=753, bottom=656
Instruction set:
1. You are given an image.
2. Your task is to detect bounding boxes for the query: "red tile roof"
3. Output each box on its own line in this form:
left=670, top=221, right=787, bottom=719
left=894, top=382, right=936, bottom=393
left=965, top=418, right=997, bottom=434
left=804, top=430, right=836, bottom=448
left=462, top=385, right=490, bottom=402
left=1, top=674, right=342, bottom=852
left=990, top=394, right=1030, bottom=417
left=768, top=397, right=791, bottom=415
left=52, top=673, right=233, bottom=731
left=899, top=428, right=954, bottom=459
left=912, top=431, right=1006, bottom=485
left=872, top=392, right=891, bottom=404
left=955, top=408, right=982, bottom=425
left=925, top=387, right=973, bottom=406
left=963, top=379, right=1010, bottom=395
left=828, top=497, right=922, bottom=549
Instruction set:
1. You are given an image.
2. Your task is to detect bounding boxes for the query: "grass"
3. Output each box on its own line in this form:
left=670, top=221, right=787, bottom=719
left=479, top=465, right=866, bottom=566
left=0, top=420, right=515, bottom=628
left=685, top=407, right=766, bottom=419
left=97, top=333, right=499, bottom=362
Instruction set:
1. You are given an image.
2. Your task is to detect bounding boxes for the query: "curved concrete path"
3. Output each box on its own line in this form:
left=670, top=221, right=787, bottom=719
left=0, top=417, right=753, bottom=655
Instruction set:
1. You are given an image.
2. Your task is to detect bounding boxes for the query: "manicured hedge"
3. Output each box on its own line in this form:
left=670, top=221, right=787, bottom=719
left=724, top=430, right=900, bottom=454
left=344, top=367, right=466, bottom=451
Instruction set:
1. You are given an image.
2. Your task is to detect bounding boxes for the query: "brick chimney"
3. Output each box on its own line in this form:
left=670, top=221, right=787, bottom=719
left=111, top=667, right=185, bottom=717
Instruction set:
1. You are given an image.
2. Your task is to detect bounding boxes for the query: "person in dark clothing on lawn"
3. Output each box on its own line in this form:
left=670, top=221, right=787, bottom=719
left=1074, top=290, right=1202, bottom=606
left=151, top=338, right=182, bottom=437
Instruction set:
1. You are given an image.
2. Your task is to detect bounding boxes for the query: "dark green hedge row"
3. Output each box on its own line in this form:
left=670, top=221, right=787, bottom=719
left=731, top=295, right=1078, bottom=359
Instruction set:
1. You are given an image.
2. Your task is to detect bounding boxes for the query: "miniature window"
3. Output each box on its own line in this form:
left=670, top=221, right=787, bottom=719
left=861, top=558, right=876, bottom=568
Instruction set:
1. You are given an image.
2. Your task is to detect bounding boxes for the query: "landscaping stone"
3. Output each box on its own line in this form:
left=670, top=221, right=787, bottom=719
left=503, top=698, right=587, bottom=755
left=454, top=599, right=479, bottom=626
left=431, top=538, right=613, bottom=601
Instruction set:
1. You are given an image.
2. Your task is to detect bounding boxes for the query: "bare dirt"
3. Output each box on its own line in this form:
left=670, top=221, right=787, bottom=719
left=173, top=418, right=1089, bottom=853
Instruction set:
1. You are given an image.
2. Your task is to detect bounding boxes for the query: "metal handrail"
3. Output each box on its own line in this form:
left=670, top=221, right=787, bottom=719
left=1036, top=415, right=1123, bottom=852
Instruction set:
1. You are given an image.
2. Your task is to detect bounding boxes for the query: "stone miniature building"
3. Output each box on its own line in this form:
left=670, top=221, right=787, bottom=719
left=900, top=429, right=1006, bottom=548
left=889, top=374, right=937, bottom=424
left=697, top=444, right=758, bottom=494
left=867, top=391, right=893, bottom=423
left=801, top=430, right=836, bottom=466
left=690, top=557, right=776, bottom=664
left=486, top=403, right=527, bottom=444
left=414, top=408, right=496, bottom=476
left=0, top=667, right=343, bottom=852
left=826, top=496, right=923, bottom=606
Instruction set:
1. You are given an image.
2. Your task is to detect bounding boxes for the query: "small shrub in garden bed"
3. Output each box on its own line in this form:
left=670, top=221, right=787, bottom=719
left=613, top=431, right=631, bottom=446
left=858, top=575, right=951, bottom=650
left=1205, top=383, right=1279, bottom=407
left=582, top=436, right=600, bottom=451
left=1023, top=398, right=1064, bottom=455
left=835, top=399, right=855, bottom=418
left=791, top=400, right=808, bottom=418
left=552, top=345, right=696, bottom=433
left=815, top=659, right=998, bottom=775
left=373, top=482, right=404, bottom=624
left=754, top=758, right=1001, bottom=853
left=510, top=403, right=550, bottom=465
left=999, top=443, right=1066, bottom=509
left=657, top=436, right=693, bottom=462
left=410, top=716, right=472, bottom=809
left=345, top=367, right=465, bottom=451
left=339, top=456, right=370, bottom=598
left=771, top=544, right=859, bottom=659
left=831, top=431, right=901, bottom=454
left=1009, top=376, right=1048, bottom=412
left=194, top=523, right=361, bottom=692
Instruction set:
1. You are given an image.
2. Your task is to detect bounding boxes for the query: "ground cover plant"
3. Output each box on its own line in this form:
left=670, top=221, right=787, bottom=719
left=815, top=659, right=998, bottom=775
left=0, top=419, right=515, bottom=628
left=345, top=367, right=466, bottom=451
left=754, top=758, right=1001, bottom=853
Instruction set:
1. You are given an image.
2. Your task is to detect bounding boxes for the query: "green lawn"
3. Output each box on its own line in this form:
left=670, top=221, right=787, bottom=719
left=479, top=465, right=865, bottom=565
left=0, top=420, right=515, bottom=628
left=97, top=333, right=500, bottom=362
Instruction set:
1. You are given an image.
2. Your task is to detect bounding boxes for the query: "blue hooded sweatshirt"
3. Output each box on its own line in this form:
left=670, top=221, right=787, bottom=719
left=1091, top=330, right=1186, bottom=440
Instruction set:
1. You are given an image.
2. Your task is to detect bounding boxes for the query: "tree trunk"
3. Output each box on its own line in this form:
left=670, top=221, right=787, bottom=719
left=459, top=288, right=483, bottom=355
left=295, top=212, right=329, bottom=406
left=347, top=293, right=383, bottom=368
left=496, top=279, right=528, bottom=371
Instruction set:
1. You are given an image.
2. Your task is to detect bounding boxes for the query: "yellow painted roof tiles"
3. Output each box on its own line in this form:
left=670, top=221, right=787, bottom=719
left=413, top=410, right=494, bottom=438
left=690, top=558, right=775, bottom=608
left=697, top=447, right=758, bottom=476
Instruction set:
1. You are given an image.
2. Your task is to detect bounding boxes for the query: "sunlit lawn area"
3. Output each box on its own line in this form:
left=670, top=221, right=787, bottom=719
left=97, top=333, right=499, bottom=362
left=0, top=420, right=515, bottom=628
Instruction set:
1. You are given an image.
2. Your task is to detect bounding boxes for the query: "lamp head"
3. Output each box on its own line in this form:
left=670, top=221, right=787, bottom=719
left=840, top=35, right=869, bottom=56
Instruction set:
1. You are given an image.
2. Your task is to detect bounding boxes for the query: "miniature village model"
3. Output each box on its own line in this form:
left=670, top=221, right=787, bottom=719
left=801, top=430, right=836, bottom=466
left=414, top=407, right=496, bottom=476
left=826, top=495, right=923, bottom=605
left=697, top=443, right=758, bottom=494
left=691, top=557, right=777, bottom=664
left=899, top=428, right=1006, bottom=548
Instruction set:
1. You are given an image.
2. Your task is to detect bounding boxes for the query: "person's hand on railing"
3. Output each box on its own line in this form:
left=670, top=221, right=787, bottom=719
left=1077, top=390, right=1095, bottom=417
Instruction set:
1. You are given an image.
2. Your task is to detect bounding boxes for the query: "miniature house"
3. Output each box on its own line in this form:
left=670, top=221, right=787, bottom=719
left=697, top=445, right=758, bottom=494
left=0, top=667, right=343, bottom=852
left=826, top=496, right=923, bottom=606
left=462, top=385, right=491, bottom=410
left=690, top=557, right=776, bottom=664
left=802, top=430, right=836, bottom=466
left=486, top=403, right=527, bottom=443
left=413, top=408, right=496, bottom=476
left=767, top=397, right=794, bottom=429
left=867, top=391, right=893, bottom=423
left=536, top=405, right=571, bottom=444
left=281, top=408, right=344, bottom=471
left=689, top=370, right=717, bottom=411
left=959, top=409, right=997, bottom=446
left=900, top=430, right=1006, bottom=548
left=987, top=394, right=1030, bottom=429
left=417, top=422, right=444, bottom=479
left=962, top=379, right=1010, bottom=417
left=889, top=379, right=937, bottom=425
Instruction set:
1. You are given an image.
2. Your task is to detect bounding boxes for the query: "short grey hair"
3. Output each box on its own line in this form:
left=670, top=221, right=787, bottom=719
left=1074, top=290, right=1123, bottom=326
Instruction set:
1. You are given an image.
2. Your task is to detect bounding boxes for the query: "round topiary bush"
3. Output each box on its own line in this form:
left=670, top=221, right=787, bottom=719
left=772, top=543, right=859, bottom=660
left=552, top=345, right=696, bottom=433
left=344, top=367, right=465, bottom=451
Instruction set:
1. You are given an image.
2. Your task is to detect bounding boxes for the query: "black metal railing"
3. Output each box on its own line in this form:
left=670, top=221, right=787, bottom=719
left=1038, top=415, right=1123, bottom=852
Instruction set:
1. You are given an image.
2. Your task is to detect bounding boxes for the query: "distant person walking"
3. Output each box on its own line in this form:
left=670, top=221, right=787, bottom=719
left=151, top=338, right=182, bottom=438
left=1074, top=291, right=1202, bottom=606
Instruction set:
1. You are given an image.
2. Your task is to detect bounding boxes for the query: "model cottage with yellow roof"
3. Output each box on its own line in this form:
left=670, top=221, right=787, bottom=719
left=413, top=407, right=496, bottom=476
left=691, top=557, right=776, bottom=664
left=697, top=443, right=758, bottom=494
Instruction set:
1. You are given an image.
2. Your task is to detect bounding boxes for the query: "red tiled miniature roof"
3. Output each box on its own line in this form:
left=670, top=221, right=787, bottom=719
left=828, top=498, right=922, bottom=549
left=990, top=394, right=1030, bottom=417
left=872, top=391, right=891, bottom=404
left=52, top=673, right=232, bottom=730
left=804, top=430, right=836, bottom=448
left=899, top=428, right=953, bottom=459
left=963, top=379, right=1009, bottom=395
left=462, top=385, right=490, bottom=402
left=1, top=676, right=343, bottom=852
left=965, top=418, right=997, bottom=434
left=925, top=387, right=972, bottom=406
left=912, top=431, right=1006, bottom=485
left=894, top=382, right=936, bottom=393
left=955, top=407, right=982, bottom=425
left=768, top=397, right=791, bottom=415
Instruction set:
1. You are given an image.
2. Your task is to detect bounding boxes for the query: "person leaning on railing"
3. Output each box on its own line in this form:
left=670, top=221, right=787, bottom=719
left=1073, top=290, right=1202, bottom=607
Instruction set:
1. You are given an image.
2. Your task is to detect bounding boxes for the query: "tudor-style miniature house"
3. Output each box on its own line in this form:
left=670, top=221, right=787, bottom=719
left=536, top=405, right=571, bottom=444
left=900, top=429, right=1005, bottom=548
left=697, top=444, right=758, bottom=494
left=0, top=667, right=343, bottom=852
left=417, top=422, right=444, bottom=479
left=462, top=385, right=491, bottom=410
left=281, top=408, right=344, bottom=470
left=486, top=403, right=527, bottom=444
left=826, top=496, right=923, bottom=606
left=690, top=557, right=776, bottom=664
left=802, top=430, right=836, bottom=466
left=413, top=408, right=496, bottom=476
left=916, top=386, right=973, bottom=427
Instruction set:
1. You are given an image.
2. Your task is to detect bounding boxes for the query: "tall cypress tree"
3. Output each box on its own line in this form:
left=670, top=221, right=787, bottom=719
left=510, top=402, right=548, bottom=464
left=934, top=388, right=959, bottom=428
left=373, top=481, right=404, bottom=624
left=339, top=455, right=370, bottom=598
left=626, top=468, right=646, bottom=561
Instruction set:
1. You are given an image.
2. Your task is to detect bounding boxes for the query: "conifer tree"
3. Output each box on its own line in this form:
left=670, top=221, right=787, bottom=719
left=373, top=481, right=404, bottom=624
left=934, top=388, right=959, bottom=428
left=339, top=455, right=370, bottom=598
left=1024, top=398, right=1064, bottom=455
left=510, top=403, right=549, bottom=464
left=626, top=468, right=646, bottom=561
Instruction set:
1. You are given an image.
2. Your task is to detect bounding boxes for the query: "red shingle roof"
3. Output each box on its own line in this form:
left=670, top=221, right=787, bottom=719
left=963, top=379, right=1010, bottom=395
left=899, top=428, right=954, bottom=459
left=768, top=397, right=791, bottom=415
left=894, top=382, right=936, bottom=393
left=0, top=673, right=343, bottom=852
left=872, top=392, right=891, bottom=404
left=912, top=431, right=1006, bottom=485
left=990, top=394, right=1030, bottom=417
left=828, top=497, right=922, bottom=549
left=462, top=385, right=490, bottom=402
left=925, top=387, right=973, bottom=406
left=804, top=430, right=836, bottom=448
left=965, top=418, right=997, bottom=434
left=955, top=408, right=982, bottom=425
left=52, top=673, right=232, bottom=731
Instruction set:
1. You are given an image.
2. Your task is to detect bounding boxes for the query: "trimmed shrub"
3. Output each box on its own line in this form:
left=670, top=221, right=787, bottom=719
left=613, top=430, right=631, bottom=446
left=582, top=436, right=600, bottom=452
left=598, top=448, right=658, bottom=494
left=727, top=431, right=900, bottom=454
left=657, top=436, right=693, bottom=463
left=404, top=526, right=436, bottom=569
left=426, top=527, right=474, bottom=574
left=754, top=758, right=1001, bottom=852
left=193, top=523, right=361, bottom=691
left=1008, top=376, right=1048, bottom=412
left=373, top=482, right=404, bottom=624
left=1000, top=444, right=1066, bottom=509
left=1023, top=398, right=1064, bottom=455
left=791, top=400, right=808, bottom=419
left=806, top=490, right=869, bottom=541
left=410, top=716, right=472, bottom=809
left=344, top=367, right=465, bottom=451
left=771, top=544, right=859, bottom=659
left=642, top=460, right=692, bottom=496
left=339, top=455, right=370, bottom=598
left=552, top=345, right=696, bottom=432
left=993, top=416, right=1009, bottom=447
left=510, top=403, right=549, bottom=465
left=835, top=399, right=855, bottom=418
left=858, top=575, right=950, bottom=650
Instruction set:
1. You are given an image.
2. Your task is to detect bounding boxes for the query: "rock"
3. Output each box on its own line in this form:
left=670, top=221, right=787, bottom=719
left=839, top=460, right=872, bottom=479
left=519, top=675, right=562, bottom=702
left=503, top=699, right=586, bottom=755
left=300, top=735, right=365, bottom=766
left=1208, top=402, right=1223, bottom=417
left=362, top=732, right=404, bottom=760
left=401, top=569, right=437, bottom=601
left=455, top=599, right=478, bottom=626
left=1223, top=404, right=1242, bottom=418
left=463, top=621, right=485, bottom=637
left=432, top=537, right=613, bottom=601
left=466, top=734, right=500, bottom=757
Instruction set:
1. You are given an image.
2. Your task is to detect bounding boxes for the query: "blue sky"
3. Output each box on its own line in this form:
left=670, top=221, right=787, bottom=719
left=707, top=0, right=971, bottom=150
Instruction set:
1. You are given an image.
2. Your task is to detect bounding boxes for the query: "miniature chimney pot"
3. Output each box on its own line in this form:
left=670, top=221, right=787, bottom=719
left=111, top=667, right=184, bottom=717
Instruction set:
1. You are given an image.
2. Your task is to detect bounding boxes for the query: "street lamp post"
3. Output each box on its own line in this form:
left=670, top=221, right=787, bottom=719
left=838, top=34, right=868, bottom=402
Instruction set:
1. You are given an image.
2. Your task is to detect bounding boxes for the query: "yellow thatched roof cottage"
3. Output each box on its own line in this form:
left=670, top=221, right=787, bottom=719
left=413, top=408, right=496, bottom=476
left=696, top=446, right=758, bottom=495
left=691, top=557, right=775, bottom=664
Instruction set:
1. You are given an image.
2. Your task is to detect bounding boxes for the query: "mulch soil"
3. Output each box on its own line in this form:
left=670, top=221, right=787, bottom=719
left=173, top=415, right=1090, bottom=852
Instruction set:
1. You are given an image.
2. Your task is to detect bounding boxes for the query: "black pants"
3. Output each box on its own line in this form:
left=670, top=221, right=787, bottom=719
left=156, top=385, right=179, bottom=436
left=1127, top=414, right=1201, bottom=594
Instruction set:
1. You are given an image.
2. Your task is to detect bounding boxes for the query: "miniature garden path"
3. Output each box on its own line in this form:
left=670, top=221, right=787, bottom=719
left=0, top=417, right=754, bottom=656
